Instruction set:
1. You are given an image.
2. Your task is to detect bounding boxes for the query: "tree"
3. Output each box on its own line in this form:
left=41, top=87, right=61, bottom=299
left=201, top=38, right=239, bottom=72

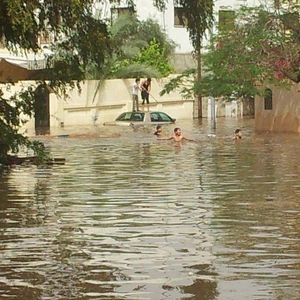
left=0, top=0, right=123, bottom=166
left=154, top=0, right=214, bottom=117
left=86, top=14, right=175, bottom=81
left=161, top=2, right=300, bottom=103
left=199, top=4, right=300, bottom=98
left=86, top=13, right=175, bottom=103
left=134, top=39, right=174, bottom=77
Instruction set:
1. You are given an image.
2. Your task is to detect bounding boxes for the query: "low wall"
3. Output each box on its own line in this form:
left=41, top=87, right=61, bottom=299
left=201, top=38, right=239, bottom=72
left=1, top=77, right=247, bottom=134
left=50, top=78, right=194, bottom=127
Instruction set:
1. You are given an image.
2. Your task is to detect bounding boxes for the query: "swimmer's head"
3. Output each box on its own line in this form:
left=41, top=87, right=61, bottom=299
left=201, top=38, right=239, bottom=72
left=174, top=127, right=181, bottom=136
left=154, top=125, right=162, bottom=136
left=235, top=129, right=242, bottom=139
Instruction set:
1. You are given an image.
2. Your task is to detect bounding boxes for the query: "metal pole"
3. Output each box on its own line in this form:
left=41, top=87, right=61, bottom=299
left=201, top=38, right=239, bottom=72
left=210, top=96, right=216, bottom=129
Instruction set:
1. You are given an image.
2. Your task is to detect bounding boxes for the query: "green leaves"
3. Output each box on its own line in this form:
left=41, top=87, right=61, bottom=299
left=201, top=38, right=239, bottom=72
left=136, top=39, right=174, bottom=77
left=161, top=2, right=300, bottom=102
left=0, top=0, right=121, bottom=165
left=87, top=14, right=176, bottom=80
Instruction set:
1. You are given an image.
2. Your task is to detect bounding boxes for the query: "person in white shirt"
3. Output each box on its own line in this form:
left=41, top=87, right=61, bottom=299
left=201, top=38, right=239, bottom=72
left=132, top=78, right=141, bottom=111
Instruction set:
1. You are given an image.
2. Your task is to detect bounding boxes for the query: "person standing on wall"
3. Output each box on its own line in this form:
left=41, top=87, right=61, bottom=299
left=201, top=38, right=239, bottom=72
left=140, top=78, right=151, bottom=105
left=132, top=78, right=141, bottom=112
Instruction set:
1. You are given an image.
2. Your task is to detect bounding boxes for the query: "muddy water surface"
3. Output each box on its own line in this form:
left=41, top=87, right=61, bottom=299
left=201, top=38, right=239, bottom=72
left=0, top=118, right=300, bottom=300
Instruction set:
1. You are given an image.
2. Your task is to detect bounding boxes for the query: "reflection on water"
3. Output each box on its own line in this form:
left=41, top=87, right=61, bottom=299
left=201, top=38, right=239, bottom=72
left=1, top=118, right=300, bottom=299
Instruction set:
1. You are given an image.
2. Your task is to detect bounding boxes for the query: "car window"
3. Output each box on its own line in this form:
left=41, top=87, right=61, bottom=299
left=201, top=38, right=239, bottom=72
left=158, top=112, right=173, bottom=122
left=116, top=112, right=132, bottom=121
left=150, top=112, right=160, bottom=122
left=131, top=112, right=144, bottom=121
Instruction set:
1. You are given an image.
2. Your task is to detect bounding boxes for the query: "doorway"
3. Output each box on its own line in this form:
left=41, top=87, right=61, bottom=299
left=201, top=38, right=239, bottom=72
left=34, top=84, right=50, bottom=135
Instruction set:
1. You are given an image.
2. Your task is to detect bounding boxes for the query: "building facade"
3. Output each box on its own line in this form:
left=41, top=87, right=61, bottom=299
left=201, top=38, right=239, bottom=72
left=255, top=83, right=300, bottom=132
left=100, top=0, right=258, bottom=55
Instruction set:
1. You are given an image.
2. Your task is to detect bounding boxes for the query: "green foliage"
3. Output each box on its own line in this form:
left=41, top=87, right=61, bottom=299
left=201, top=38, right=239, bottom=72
left=136, top=39, right=174, bottom=77
left=138, top=19, right=177, bottom=57
left=161, top=2, right=300, bottom=101
left=0, top=88, right=50, bottom=165
left=199, top=3, right=300, bottom=99
left=86, top=14, right=176, bottom=80
left=0, top=0, right=123, bottom=165
left=160, top=69, right=196, bottom=99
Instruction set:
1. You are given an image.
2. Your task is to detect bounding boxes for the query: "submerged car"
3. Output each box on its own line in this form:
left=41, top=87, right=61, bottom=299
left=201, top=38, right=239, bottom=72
left=103, top=111, right=176, bottom=126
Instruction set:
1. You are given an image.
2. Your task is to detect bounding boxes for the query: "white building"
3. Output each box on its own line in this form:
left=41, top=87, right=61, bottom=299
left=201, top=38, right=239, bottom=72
left=100, top=0, right=258, bottom=54
left=0, top=0, right=259, bottom=70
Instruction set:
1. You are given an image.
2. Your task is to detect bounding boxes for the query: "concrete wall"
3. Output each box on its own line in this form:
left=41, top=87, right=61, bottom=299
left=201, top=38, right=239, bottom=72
left=171, top=53, right=196, bottom=73
left=202, top=97, right=244, bottom=118
left=45, top=78, right=195, bottom=128
left=255, top=83, right=300, bottom=132
left=1, top=77, right=247, bottom=134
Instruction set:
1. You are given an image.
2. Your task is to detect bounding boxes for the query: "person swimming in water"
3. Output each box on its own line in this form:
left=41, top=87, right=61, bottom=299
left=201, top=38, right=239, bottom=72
left=157, top=127, right=195, bottom=142
left=154, top=125, right=163, bottom=137
left=233, top=129, right=242, bottom=140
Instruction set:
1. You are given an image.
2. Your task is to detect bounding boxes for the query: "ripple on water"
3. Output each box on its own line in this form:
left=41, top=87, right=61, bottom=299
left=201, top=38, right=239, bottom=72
left=1, top=119, right=300, bottom=299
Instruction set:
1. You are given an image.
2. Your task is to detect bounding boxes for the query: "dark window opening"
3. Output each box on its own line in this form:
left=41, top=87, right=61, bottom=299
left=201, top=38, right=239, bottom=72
left=174, top=1, right=187, bottom=27
left=264, top=88, right=273, bottom=110
left=111, top=6, right=135, bottom=23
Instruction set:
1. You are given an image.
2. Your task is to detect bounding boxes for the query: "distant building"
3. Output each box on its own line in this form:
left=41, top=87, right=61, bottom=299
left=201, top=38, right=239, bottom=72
left=99, top=0, right=258, bottom=71
left=255, top=83, right=300, bottom=132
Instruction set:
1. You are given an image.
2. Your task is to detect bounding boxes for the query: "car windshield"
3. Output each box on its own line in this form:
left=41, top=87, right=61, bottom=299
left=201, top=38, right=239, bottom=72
left=116, top=112, right=144, bottom=121
left=150, top=112, right=173, bottom=122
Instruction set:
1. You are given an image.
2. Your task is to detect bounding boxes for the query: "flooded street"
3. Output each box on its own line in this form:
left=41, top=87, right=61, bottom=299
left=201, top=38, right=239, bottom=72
left=1, top=118, right=300, bottom=300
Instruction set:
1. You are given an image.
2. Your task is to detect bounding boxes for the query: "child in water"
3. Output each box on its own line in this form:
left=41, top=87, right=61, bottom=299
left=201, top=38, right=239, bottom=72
left=154, top=125, right=163, bottom=138
left=157, top=127, right=195, bottom=142
left=233, top=129, right=242, bottom=140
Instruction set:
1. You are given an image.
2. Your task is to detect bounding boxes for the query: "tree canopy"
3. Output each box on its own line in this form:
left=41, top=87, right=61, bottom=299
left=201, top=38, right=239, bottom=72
left=86, top=14, right=175, bottom=80
left=0, top=0, right=121, bottom=166
left=161, top=1, right=300, bottom=101
left=0, top=0, right=179, bottom=166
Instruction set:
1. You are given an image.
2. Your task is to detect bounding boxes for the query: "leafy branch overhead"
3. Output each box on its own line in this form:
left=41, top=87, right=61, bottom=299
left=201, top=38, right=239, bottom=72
left=0, top=0, right=177, bottom=165
left=0, top=0, right=132, bottom=165
left=86, top=14, right=175, bottom=80
left=161, top=2, right=300, bottom=100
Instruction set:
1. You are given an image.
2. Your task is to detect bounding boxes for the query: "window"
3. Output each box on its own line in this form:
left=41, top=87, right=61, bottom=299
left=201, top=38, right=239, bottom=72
left=158, top=112, right=173, bottom=122
left=150, top=112, right=174, bottom=122
left=264, top=88, right=273, bottom=110
left=218, top=10, right=235, bottom=32
left=116, top=112, right=132, bottom=121
left=131, top=112, right=144, bottom=121
left=174, top=0, right=187, bottom=27
left=150, top=112, right=160, bottom=122
left=111, top=6, right=135, bottom=23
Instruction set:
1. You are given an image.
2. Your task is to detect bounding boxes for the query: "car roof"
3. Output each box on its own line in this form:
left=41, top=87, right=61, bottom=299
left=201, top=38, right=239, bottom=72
left=122, top=111, right=168, bottom=114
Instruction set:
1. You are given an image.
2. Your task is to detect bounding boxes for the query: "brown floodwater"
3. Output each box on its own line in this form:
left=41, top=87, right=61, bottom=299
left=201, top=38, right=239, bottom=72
left=0, top=118, right=300, bottom=300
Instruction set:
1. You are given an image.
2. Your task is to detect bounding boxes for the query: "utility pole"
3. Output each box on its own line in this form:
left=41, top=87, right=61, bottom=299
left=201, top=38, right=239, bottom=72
left=196, top=35, right=202, bottom=118
left=210, top=96, right=216, bottom=129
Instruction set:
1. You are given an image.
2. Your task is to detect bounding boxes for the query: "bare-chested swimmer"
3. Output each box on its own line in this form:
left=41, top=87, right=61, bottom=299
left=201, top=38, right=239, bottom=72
left=157, top=127, right=195, bottom=142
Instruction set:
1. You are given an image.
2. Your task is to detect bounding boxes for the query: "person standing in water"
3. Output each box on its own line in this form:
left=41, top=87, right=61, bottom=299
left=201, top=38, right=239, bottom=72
left=157, top=127, right=195, bottom=142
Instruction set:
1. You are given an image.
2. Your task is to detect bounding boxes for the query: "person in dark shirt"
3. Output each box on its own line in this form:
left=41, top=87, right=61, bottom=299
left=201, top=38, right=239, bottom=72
left=140, top=78, right=151, bottom=104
